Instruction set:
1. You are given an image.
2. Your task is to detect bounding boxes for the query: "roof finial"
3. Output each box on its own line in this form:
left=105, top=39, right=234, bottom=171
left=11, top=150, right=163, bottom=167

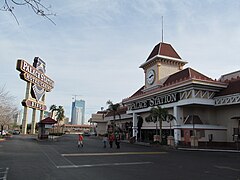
left=161, top=16, right=164, bottom=43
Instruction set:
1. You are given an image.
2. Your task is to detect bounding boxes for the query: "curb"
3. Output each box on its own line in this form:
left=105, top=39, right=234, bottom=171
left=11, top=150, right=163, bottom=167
left=0, top=138, right=6, bottom=142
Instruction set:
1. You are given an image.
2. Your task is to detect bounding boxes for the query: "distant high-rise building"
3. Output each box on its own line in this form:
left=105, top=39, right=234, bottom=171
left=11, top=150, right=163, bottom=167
left=71, top=99, right=85, bottom=125
left=13, top=110, right=22, bottom=125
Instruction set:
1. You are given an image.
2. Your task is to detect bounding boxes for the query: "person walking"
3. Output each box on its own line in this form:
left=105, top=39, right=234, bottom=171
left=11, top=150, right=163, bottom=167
left=115, top=132, right=121, bottom=149
left=102, top=134, right=108, bottom=148
left=108, top=133, right=115, bottom=148
left=78, top=134, right=84, bottom=148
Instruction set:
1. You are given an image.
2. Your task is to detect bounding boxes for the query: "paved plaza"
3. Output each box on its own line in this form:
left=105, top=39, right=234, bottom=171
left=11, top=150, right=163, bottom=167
left=0, top=135, right=239, bottom=180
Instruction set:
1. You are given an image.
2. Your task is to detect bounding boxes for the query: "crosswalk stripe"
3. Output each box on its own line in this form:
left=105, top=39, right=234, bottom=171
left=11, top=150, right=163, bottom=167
left=62, top=151, right=167, bottom=157
left=56, top=161, right=153, bottom=169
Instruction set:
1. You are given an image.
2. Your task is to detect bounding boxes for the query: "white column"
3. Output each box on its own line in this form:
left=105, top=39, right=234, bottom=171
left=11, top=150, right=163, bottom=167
left=132, top=113, right=138, bottom=139
left=31, top=109, right=37, bottom=134
left=39, top=94, right=46, bottom=121
left=22, top=106, right=28, bottom=134
left=173, top=106, right=183, bottom=145
left=22, top=82, right=31, bottom=134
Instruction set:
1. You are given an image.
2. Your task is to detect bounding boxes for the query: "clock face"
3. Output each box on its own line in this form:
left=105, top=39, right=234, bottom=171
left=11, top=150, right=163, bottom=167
left=147, top=69, right=155, bottom=85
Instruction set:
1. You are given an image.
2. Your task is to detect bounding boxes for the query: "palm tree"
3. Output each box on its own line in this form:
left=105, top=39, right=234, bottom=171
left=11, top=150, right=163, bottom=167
left=106, top=100, right=121, bottom=133
left=146, top=106, right=175, bottom=143
left=49, top=104, right=57, bottom=118
left=56, top=106, right=65, bottom=133
left=49, top=105, right=65, bottom=133
left=56, top=106, right=65, bottom=123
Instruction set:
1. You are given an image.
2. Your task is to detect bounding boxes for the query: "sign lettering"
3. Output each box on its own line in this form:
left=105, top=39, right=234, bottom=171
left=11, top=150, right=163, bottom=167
left=128, top=93, right=179, bottom=110
left=22, top=99, right=47, bottom=111
left=16, top=59, right=54, bottom=92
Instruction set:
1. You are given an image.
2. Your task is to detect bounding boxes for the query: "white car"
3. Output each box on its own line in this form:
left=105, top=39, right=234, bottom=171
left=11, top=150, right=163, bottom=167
left=0, top=130, right=7, bottom=136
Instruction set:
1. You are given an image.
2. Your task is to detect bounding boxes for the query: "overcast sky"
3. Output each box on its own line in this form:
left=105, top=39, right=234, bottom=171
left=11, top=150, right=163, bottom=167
left=0, top=0, right=240, bottom=123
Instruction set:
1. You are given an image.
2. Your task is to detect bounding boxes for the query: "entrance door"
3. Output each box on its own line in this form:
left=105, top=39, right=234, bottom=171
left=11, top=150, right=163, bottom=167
left=183, top=129, right=191, bottom=144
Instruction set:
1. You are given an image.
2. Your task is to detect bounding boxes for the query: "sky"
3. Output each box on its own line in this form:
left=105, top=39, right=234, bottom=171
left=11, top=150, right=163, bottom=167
left=0, top=0, right=240, bottom=123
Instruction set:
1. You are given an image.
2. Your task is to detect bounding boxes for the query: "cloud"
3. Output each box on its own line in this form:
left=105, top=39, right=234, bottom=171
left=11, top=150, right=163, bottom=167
left=0, top=0, right=240, bottom=122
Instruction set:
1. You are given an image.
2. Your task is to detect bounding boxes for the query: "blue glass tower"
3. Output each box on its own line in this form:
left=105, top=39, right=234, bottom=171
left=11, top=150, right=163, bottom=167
left=71, top=99, right=85, bottom=125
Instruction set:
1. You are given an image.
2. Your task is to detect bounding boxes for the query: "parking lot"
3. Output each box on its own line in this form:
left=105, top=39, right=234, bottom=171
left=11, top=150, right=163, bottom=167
left=0, top=134, right=239, bottom=180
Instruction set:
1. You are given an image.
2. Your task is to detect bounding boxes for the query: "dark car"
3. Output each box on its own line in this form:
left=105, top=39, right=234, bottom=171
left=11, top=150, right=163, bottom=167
left=83, top=132, right=90, bottom=136
left=13, top=130, right=20, bottom=135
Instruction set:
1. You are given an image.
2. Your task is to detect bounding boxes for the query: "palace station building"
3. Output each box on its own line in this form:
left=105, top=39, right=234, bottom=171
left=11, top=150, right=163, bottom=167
left=122, top=42, right=240, bottom=146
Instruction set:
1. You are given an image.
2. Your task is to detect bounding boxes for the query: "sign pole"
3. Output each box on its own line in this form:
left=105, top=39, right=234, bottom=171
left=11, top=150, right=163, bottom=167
left=22, top=106, right=29, bottom=134
left=31, top=109, right=37, bottom=134
left=22, top=82, right=31, bottom=134
left=39, top=94, right=46, bottom=121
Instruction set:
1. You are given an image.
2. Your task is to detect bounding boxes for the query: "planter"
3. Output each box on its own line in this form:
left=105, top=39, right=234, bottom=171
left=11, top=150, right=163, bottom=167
left=190, top=136, right=198, bottom=147
left=167, top=136, right=174, bottom=146
left=153, top=135, right=160, bottom=142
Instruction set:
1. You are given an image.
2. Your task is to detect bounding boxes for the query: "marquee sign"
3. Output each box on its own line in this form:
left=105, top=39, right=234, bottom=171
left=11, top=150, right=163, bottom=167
left=21, top=99, right=47, bottom=111
left=16, top=57, right=54, bottom=109
left=16, top=58, right=54, bottom=93
left=128, top=93, right=179, bottom=110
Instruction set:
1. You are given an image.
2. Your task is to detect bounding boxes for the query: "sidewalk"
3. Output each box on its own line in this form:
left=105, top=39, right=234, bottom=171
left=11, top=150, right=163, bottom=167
left=91, top=136, right=240, bottom=153
left=122, top=139, right=240, bottom=153
left=121, top=140, right=151, bottom=147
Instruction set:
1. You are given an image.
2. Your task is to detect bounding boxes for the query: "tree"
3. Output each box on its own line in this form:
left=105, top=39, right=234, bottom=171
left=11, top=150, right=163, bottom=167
left=0, top=86, right=18, bottom=135
left=49, top=104, right=57, bottom=118
left=56, top=106, right=65, bottom=123
left=106, top=100, right=121, bottom=133
left=49, top=105, right=65, bottom=133
left=1, top=0, right=56, bottom=25
left=146, top=106, right=175, bottom=143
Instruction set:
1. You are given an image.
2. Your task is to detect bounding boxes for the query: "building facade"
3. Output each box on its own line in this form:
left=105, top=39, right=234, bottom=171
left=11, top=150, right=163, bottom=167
left=122, top=42, right=240, bottom=145
left=71, top=99, right=85, bottom=125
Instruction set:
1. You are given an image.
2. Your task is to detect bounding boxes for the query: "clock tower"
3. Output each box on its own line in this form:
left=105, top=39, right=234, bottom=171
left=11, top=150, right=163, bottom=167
left=140, top=42, right=187, bottom=90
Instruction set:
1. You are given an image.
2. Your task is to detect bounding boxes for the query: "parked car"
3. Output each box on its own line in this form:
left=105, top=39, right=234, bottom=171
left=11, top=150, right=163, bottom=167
left=83, top=132, right=90, bottom=136
left=13, top=130, right=20, bottom=135
left=0, top=130, right=7, bottom=136
left=90, top=132, right=97, bottom=136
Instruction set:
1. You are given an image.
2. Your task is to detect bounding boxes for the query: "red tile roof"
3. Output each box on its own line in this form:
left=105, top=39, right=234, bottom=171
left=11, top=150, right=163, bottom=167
left=146, top=42, right=181, bottom=61
left=215, top=78, right=240, bottom=96
left=39, top=117, right=57, bottom=124
left=129, top=86, right=145, bottom=98
left=123, top=68, right=224, bottom=102
left=163, top=68, right=213, bottom=85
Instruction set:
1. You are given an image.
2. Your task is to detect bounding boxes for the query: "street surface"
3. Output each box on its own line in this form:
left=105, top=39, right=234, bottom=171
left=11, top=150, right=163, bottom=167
left=0, top=134, right=239, bottom=180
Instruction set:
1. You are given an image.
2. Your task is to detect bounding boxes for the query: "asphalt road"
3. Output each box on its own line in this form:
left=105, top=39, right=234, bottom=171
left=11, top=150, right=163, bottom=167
left=0, top=134, right=239, bottom=180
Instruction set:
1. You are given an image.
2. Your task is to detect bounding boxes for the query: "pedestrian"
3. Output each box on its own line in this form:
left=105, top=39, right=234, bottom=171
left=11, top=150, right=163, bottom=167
left=78, top=134, right=84, bottom=148
left=102, top=134, right=108, bottom=148
left=115, top=132, right=121, bottom=149
left=108, top=133, right=115, bottom=148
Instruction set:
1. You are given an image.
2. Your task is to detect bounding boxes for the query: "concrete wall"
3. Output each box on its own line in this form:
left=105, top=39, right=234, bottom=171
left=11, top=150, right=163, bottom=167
left=96, top=123, right=107, bottom=136
left=215, top=104, right=240, bottom=142
left=198, top=130, right=227, bottom=142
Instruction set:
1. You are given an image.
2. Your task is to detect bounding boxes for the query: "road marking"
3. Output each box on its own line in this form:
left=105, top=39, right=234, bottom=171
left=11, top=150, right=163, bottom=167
left=62, top=151, right=167, bottom=157
left=0, top=167, right=9, bottom=180
left=215, top=165, right=240, bottom=172
left=178, top=148, right=240, bottom=153
left=40, top=145, right=76, bottom=168
left=56, top=161, right=153, bottom=169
